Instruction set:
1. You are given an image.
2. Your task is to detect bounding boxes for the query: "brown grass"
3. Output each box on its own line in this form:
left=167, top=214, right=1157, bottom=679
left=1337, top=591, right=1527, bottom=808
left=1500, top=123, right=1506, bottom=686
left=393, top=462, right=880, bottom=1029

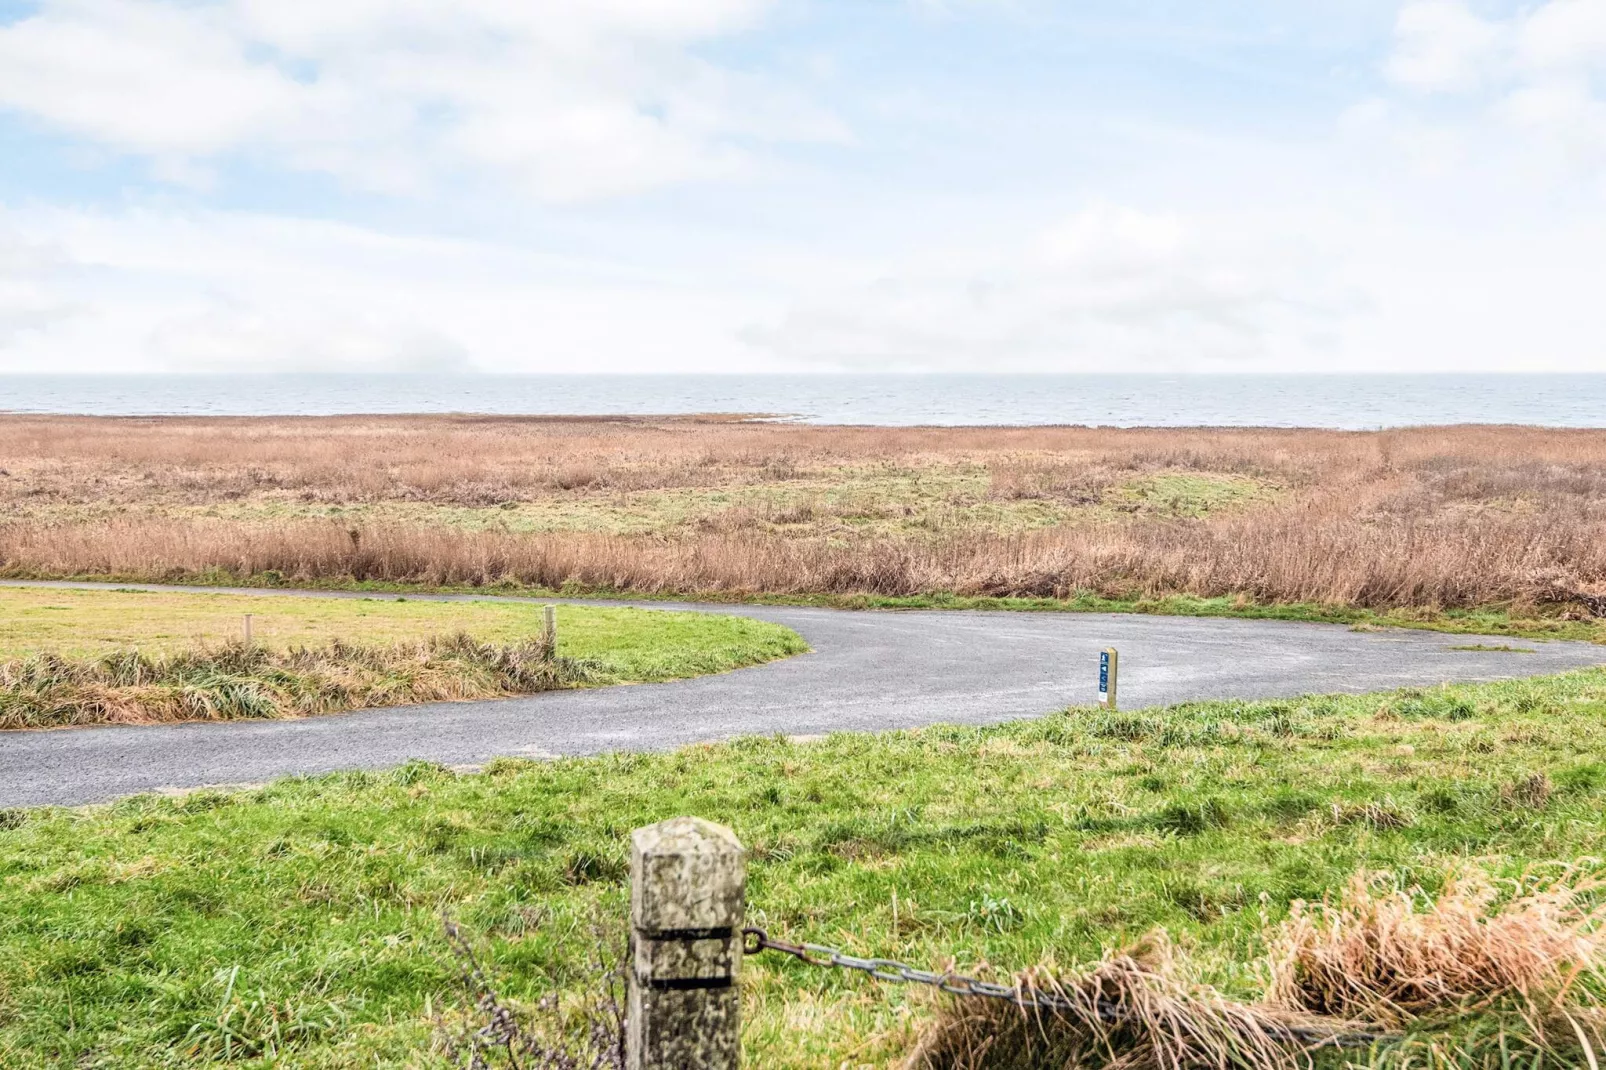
left=5, top=416, right=1606, bottom=611
left=907, top=936, right=1350, bottom=1070
left=911, top=868, right=1606, bottom=1069
left=1268, top=869, right=1606, bottom=1030
left=0, top=632, right=582, bottom=730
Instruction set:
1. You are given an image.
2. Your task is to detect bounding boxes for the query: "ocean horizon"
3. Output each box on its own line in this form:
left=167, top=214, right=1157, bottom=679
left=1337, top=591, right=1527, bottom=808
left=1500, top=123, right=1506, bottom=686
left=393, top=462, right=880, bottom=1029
left=2, top=372, right=1604, bottom=428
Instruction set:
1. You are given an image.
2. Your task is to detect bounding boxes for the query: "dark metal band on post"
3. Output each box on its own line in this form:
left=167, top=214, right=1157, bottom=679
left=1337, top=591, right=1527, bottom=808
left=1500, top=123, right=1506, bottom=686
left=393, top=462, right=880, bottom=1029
left=643, top=976, right=735, bottom=992
left=636, top=925, right=739, bottom=991
left=640, top=926, right=736, bottom=942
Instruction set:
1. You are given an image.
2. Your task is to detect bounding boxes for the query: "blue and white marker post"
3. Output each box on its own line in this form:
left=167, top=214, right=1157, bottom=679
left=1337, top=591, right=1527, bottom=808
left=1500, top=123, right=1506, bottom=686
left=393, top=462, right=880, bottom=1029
left=1098, top=647, right=1119, bottom=711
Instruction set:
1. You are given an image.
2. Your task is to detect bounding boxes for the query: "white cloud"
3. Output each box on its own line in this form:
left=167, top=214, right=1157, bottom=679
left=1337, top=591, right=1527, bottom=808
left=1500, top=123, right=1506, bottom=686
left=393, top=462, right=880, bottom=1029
left=0, top=0, right=843, bottom=200
left=0, top=230, right=77, bottom=346
left=8, top=194, right=1597, bottom=377
left=1518, top=0, right=1606, bottom=71
left=0, top=206, right=772, bottom=373
left=1382, top=0, right=1606, bottom=166
left=146, top=306, right=474, bottom=374
left=1387, top=0, right=1503, bottom=92
left=0, top=1, right=301, bottom=153
left=743, top=205, right=1361, bottom=371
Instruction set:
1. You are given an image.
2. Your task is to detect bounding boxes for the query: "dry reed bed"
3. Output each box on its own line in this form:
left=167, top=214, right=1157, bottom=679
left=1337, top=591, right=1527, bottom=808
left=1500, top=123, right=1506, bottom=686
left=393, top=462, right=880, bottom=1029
left=5, top=416, right=1606, bottom=611
left=5, top=507, right=1603, bottom=610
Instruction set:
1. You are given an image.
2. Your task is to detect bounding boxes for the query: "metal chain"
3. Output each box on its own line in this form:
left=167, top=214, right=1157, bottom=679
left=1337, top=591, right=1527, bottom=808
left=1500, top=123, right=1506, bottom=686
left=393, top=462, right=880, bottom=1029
left=741, top=927, right=1385, bottom=1051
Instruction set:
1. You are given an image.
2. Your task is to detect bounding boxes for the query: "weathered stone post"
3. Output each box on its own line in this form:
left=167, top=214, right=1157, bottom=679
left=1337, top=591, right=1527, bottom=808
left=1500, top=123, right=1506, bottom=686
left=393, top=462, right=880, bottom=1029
left=627, top=817, right=746, bottom=1070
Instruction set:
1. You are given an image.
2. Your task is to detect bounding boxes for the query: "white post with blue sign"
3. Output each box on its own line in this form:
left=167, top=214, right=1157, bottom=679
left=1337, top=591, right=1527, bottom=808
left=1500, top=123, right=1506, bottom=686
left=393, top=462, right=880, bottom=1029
left=1098, top=647, right=1118, bottom=711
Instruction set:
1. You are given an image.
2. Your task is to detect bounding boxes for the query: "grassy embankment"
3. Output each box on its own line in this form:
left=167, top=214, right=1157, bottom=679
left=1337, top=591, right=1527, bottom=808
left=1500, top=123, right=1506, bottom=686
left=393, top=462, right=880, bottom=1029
left=4, top=669, right=1606, bottom=1066
left=3, top=418, right=1605, bottom=641
left=0, top=586, right=806, bottom=729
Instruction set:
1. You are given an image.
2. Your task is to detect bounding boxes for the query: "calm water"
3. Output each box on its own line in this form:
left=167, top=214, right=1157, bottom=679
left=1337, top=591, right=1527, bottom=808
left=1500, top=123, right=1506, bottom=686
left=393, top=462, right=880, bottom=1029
left=1, top=374, right=1603, bottom=427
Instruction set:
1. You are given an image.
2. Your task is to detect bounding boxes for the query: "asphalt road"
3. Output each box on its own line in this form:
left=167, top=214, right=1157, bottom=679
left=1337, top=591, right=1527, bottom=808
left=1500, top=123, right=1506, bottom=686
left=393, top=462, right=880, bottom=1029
left=3, top=581, right=1604, bottom=808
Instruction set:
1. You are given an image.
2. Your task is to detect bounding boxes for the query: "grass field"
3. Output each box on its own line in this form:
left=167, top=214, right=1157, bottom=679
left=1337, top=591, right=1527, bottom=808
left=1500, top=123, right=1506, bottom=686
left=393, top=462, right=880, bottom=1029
left=0, top=586, right=807, bottom=728
left=4, top=668, right=1605, bottom=1067
left=4, top=417, right=1606, bottom=626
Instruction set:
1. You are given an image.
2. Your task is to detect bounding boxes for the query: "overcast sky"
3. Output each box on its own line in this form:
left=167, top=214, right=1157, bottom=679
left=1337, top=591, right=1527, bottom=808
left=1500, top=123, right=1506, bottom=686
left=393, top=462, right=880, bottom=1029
left=0, top=0, right=1603, bottom=374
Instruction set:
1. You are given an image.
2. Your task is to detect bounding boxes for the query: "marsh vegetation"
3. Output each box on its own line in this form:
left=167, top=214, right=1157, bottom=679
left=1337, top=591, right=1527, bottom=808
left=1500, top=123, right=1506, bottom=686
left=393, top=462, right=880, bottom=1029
left=3, top=416, right=1605, bottom=626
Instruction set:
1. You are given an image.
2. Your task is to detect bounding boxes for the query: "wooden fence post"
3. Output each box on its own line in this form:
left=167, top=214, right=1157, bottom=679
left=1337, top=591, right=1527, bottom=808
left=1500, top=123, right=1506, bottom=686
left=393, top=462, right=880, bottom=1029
left=543, top=605, right=557, bottom=658
left=1099, top=647, right=1118, bottom=711
left=628, top=817, right=746, bottom=1070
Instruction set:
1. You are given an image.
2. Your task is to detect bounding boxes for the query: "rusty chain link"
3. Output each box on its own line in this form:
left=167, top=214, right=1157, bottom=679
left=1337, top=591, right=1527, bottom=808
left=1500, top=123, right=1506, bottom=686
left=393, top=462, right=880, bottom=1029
left=741, top=927, right=1386, bottom=1051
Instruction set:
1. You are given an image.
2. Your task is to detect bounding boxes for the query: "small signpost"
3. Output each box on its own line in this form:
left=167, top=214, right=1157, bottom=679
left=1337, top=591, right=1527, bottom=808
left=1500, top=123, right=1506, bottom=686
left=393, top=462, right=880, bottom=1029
left=1098, top=647, right=1118, bottom=710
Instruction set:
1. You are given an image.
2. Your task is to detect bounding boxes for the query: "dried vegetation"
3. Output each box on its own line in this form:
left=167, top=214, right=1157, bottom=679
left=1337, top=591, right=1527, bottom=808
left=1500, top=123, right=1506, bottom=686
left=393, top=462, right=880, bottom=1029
left=914, top=868, right=1606, bottom=1069
left=4, top=416, right=1606, bottom=612
left=909, top=937, right=1352, bottom=1070
left=0, top=632, right=585, bottom=730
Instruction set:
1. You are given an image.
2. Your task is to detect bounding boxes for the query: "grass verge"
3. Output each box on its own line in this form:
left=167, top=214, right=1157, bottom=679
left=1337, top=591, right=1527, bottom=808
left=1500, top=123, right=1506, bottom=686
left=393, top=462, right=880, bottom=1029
left=0, top=588, right=807, bottom=728
left=0, top=636, right=595, bottom=730
left=3, top=670, right=1606, bottom=1065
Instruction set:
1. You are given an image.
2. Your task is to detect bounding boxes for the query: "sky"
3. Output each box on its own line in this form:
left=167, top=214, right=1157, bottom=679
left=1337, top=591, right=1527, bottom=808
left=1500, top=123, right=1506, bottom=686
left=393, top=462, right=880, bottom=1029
left=0, top=0, right=1603, bottom=375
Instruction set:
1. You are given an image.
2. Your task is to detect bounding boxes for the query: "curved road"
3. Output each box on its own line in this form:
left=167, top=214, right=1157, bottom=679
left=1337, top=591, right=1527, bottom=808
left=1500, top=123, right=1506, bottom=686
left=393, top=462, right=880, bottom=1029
left=3, top=581, right=1604, bottom=808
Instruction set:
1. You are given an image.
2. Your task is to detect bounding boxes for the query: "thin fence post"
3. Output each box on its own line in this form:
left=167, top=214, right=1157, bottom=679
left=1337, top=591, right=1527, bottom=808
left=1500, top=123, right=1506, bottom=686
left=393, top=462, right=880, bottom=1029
left=628, top=817, right=745, bottom=1070
left=543, top=605, right=557, bottom=659
left=243, top=614, right=253, bottom=645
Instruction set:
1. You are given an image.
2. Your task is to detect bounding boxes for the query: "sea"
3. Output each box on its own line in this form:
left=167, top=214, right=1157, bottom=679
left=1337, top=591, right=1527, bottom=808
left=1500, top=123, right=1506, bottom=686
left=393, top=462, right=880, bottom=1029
left=1, top=373, right=1603, bottom=428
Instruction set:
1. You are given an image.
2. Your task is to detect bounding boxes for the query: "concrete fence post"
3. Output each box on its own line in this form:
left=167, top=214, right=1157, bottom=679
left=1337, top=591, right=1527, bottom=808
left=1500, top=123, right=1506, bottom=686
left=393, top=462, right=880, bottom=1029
left=627, top=817, right=746, bottom=1070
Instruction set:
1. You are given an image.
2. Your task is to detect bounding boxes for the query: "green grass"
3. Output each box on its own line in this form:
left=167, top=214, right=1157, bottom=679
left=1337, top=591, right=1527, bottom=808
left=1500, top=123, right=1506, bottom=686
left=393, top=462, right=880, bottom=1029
left=0, top=586, right=806, bottom=684
left=1109, top=472, right=1274, bottom=518
left=0, top=587, right=807, bottom=728
left=4, top=670, right=1606, bottom=1066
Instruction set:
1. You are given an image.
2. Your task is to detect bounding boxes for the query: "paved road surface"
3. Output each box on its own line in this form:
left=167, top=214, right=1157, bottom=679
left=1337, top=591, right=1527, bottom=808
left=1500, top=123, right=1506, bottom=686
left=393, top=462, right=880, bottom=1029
left=3, top=581, right=1603, bottom=808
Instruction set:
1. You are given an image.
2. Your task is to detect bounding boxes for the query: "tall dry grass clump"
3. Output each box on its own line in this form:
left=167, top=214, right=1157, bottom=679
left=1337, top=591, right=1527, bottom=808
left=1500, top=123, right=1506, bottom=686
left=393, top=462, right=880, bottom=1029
left=910, top=868, right=1606, bottom=1069
left=1268, top=869, right=1606, bottom=1032
left=0, top=632, right=587, bottom=730
left=908, top=937, right=1356, bottom=1070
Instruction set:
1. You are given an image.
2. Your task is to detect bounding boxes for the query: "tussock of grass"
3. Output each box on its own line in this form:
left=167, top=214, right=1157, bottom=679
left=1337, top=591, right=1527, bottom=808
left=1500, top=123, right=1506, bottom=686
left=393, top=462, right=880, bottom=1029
left=1270, top=869, right=1606, bottom=1035
left=915, top=869, right=1606, bottom=1069
left=0, top=634, right=590, bottom=729
left=909, top=935, right=1354, bottom=1070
